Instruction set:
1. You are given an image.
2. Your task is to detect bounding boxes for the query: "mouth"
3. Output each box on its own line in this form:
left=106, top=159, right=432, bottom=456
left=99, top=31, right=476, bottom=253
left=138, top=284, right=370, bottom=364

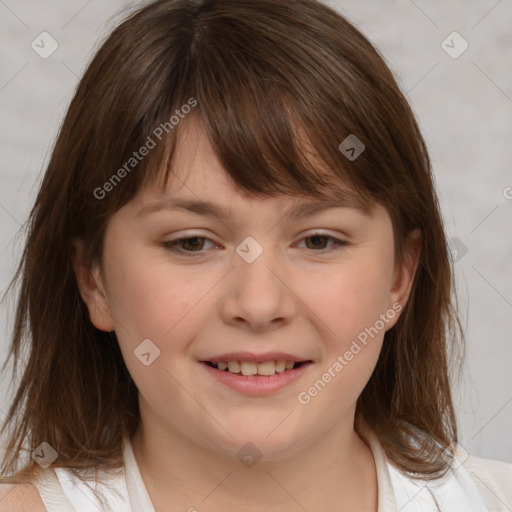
left=199, top=355, right=314, bottom=395
left=203, top=359, right=310, bottom=377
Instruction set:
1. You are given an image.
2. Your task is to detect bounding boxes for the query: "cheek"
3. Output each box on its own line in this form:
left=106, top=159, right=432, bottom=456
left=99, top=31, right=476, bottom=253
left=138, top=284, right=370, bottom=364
left=299, top=257, right=394, bottom=344
left=296, top=263, right=390, bottom=411
left=102, top=248, right=206, bottom=401
left=103, top=244, right=202, bottom=339
left=293, top=251, right=394, bottom=407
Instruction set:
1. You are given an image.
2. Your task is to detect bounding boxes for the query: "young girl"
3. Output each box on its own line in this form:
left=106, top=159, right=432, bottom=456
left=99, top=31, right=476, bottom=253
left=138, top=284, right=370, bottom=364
left=0, top=0, right=510, bottom=510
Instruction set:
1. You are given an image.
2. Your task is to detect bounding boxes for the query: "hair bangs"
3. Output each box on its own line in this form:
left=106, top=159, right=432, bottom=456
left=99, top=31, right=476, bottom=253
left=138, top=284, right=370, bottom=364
left=141, top=59, right=374, bottom=215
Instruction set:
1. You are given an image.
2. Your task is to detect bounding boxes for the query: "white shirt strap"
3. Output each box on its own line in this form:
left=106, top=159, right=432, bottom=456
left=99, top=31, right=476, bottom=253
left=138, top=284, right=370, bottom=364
left=31, top=468, right=76, bottom=512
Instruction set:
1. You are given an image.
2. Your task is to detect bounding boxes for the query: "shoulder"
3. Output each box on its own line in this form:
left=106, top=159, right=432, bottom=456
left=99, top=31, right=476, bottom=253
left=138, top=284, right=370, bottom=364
left=463, top=452, right=512, bottom=509
left=0, top=482, right=47, bottom=512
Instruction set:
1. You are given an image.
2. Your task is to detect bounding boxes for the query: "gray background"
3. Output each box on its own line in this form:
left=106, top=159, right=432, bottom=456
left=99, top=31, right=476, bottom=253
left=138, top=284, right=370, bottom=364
left=0, top=0, right=511, bottom=462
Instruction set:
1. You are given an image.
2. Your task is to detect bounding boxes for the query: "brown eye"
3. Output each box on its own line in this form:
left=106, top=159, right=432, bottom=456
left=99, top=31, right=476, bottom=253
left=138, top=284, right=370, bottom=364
left=299, top=233, right=346, bottom=251
left=304, top=235, right=330, bottom=250
left=179, top=237, right=205, bottom=251
left=163, top=236, right=216, bottom=255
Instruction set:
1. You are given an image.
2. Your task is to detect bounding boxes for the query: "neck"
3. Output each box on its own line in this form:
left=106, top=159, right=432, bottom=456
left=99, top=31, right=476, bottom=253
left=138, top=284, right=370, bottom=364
left=131, top=412, right=378, bottom=512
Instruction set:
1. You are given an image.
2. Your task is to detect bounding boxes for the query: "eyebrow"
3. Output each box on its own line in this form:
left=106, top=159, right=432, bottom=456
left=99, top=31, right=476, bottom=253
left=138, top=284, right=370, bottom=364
left=136, top=191, right=372, bottom=220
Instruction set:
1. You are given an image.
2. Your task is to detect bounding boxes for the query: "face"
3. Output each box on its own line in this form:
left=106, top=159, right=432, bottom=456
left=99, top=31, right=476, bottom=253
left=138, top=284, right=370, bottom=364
left=74, top=120, right=419, bottom=461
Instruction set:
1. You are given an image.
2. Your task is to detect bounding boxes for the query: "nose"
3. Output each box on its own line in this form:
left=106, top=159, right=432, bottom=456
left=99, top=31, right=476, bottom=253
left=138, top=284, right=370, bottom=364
left=219, top=240, right=297, bottom=332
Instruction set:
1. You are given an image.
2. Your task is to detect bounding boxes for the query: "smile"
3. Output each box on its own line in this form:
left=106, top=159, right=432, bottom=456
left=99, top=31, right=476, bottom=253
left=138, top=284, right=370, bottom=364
left=200, top=360, right=313, bottom=395
left=205, top=360, right=305, bottom=376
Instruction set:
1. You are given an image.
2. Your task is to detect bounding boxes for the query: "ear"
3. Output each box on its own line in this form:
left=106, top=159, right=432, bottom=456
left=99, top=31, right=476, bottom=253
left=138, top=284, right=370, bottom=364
left=70, top=238, right=115, bottom=332
left=386, top=228, right=422, bottom=327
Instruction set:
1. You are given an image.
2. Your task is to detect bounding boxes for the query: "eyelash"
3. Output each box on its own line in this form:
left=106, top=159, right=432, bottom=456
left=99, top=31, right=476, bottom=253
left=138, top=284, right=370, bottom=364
left=161, top=232, right=347, bottom=256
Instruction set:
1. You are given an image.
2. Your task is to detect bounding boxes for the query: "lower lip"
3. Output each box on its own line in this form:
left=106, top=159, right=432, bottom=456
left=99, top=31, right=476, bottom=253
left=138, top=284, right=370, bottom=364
left=200, top=362, right=313, bottom=395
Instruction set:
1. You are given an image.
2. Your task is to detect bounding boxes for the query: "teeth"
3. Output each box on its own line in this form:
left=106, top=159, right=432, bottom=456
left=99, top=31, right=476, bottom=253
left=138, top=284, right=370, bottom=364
left=227, top=361, right=240, bottom=373
left=240, top=362, right=258, bottom=376
left=212, top=359, right=300, bottom=376
left=275, top=360, right=287, bottom=373
left=257, top=361, right=277, bottom=376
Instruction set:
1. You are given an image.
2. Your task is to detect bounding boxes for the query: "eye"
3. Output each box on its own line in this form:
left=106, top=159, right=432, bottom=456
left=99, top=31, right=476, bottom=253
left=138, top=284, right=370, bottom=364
left=162, top=232, right=347, bottom=257
left=296, top=232, right=347, bottom=252
left=162, top=236, right=216, bottom=255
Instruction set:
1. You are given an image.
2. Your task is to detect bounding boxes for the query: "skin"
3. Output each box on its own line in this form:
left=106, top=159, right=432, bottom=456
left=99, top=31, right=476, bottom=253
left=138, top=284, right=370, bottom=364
left=72, top=120, right=421, bottom=512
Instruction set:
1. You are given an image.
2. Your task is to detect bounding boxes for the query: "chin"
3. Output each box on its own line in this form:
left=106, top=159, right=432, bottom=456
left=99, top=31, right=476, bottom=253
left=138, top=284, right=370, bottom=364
left=203, top=416, right=307, bottom=463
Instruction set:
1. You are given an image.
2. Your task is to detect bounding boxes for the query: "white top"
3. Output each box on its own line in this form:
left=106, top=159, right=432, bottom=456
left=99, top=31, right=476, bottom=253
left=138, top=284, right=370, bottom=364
left=4, top=427, right=512, bottom=511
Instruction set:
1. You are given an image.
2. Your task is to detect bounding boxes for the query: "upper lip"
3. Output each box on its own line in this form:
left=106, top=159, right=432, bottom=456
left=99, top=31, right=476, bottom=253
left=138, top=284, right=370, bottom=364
left=200, top=352, right=310, bottom=364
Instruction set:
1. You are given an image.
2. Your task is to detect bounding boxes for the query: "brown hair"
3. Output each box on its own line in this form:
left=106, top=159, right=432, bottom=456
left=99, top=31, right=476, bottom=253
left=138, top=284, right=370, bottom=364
left=1, top=0, right=463, bottom=486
